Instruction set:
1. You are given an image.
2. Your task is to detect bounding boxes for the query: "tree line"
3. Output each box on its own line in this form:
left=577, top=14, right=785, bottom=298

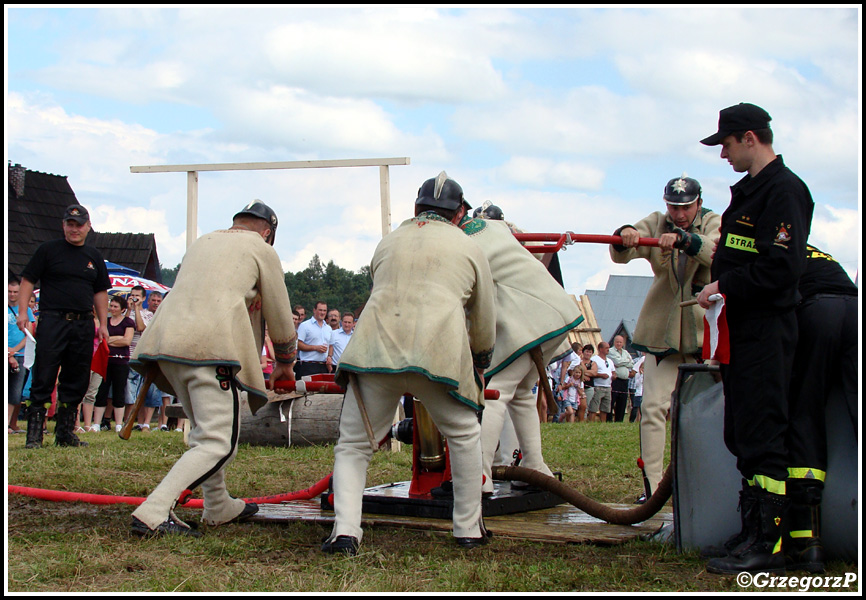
left=160, top=254, right=372, bottom=316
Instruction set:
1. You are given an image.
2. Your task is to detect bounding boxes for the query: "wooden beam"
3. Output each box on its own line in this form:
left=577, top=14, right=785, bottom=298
left=131, top=157, right=410, bottom=174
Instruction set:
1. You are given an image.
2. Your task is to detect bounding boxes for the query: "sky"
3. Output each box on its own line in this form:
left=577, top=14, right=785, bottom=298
left=5, top=6, right=862, bottom=300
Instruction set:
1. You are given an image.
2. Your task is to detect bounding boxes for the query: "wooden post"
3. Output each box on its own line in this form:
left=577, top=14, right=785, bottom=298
left=186, top=171, right=198, bottom=250
left=379, top=165, right=392, bottom=237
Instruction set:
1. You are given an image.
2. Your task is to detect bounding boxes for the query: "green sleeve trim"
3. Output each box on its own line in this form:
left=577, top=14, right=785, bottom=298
left=336, top=364, right=483, bottom=411
left=485, top=315, right=584, bottom=378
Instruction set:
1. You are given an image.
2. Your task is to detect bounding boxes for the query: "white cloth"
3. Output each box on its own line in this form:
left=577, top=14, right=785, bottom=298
left=703, top=293, right=729, bottom=363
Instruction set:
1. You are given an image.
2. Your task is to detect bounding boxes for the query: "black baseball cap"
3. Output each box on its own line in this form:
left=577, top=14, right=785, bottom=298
left=700, top=103, right=772, bottom=146
left=63, top=204, right=90, bottom=224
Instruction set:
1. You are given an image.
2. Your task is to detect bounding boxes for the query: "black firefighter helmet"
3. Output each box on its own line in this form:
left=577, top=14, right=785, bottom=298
left=416, top=171, right=471, bottom=212
left=663, top=175, right=702, bottom=206
left=472, top=201, right=504, bottom=220
left=233, top=199, right=278, bottom=245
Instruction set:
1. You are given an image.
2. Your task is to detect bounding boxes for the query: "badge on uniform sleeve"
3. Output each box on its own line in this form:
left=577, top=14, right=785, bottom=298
left=774, top=223, right=792, bottom=248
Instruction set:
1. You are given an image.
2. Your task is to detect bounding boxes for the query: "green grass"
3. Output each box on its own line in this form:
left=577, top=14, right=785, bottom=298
left=6, top=420, right=858, bottom=592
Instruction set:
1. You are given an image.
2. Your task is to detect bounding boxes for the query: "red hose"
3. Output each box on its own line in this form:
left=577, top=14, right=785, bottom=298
left=8, top=473, right=332, bottom=508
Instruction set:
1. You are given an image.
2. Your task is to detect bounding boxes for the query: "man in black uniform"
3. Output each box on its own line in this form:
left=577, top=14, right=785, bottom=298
left=18, top=205, right=110, bottom=449
left=783, top=244, right=858, bottom=573
left=697, top=103, right=814, bottom=574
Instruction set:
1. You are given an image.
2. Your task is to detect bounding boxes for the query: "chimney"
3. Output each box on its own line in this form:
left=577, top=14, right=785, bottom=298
left=9, top=163, right=26, bottom=198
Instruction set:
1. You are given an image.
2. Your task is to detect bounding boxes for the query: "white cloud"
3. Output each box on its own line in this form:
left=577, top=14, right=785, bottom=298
left=497, top=156, right=605, bottom=191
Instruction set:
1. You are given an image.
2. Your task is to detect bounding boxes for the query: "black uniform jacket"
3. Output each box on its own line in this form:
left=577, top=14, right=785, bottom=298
left=712, top=156, right=814, bottom=321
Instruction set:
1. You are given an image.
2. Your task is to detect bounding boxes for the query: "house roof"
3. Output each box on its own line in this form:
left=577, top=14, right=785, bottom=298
left=7, top=163, right=162, bottom=283
left=584, top=274, right=653, bottom=344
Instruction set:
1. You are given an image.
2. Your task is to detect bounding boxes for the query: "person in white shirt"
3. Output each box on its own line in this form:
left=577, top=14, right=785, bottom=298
left=295, top=301, right=334, bottom=377
left=329, top=312, right=354, bottom=365
left=587, top=342, right=614, bottom=422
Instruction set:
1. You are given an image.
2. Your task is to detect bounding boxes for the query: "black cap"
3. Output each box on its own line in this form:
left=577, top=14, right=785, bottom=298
left=63, top=204, right=90, bottom=224
left=700, top=103, right=772, bottom=146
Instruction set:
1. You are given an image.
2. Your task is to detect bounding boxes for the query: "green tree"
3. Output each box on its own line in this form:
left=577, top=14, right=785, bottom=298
left=285, top=255, right=371, bottom=316
left=159, top=263, right=181, bottom=288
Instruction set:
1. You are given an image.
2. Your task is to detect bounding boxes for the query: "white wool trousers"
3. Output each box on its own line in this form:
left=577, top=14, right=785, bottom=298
left=132, top=361, right=247, bottom=529
left=481, top=351, right=554, bottom=494
left=327, top=371, right=484, bottom=542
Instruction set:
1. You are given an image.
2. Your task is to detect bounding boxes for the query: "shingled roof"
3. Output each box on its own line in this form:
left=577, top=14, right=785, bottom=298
left=7, top=163, right=163, bottom=283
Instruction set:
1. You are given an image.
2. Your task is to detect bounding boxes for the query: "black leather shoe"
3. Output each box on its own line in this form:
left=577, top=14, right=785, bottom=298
left=635, top=493, right=648, bottom=505
left=131, top=516, right=202, bottom=538
left=321, top=535, right=359, bottom=556
left=227, top=502, right=259, bottom=524
left=455, top=536, right=490, bottom=550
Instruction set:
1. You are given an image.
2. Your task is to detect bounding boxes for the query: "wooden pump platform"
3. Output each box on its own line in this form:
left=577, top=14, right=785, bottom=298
left=248, top=496, right=672, bottom=545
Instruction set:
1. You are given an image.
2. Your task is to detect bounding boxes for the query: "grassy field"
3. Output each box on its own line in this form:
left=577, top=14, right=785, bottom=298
left=6, top=419, right=859, bottom=593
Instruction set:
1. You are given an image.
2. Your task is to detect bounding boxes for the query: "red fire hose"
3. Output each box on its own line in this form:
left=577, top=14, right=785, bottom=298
left=8, top=473, right=332, bottom=508
left=513, top=232, right=660, bottom=253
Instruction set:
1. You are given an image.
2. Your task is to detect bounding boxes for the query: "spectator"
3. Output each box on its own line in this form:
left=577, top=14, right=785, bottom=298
left=18, top=204, right=110, bottom=449
left=579, top=344, right=596, bottom=421
left=124, top=286, right=160, bottom=431
left=560, top=368, right=578, bottom=423
left=8, top=277, right=36, bottom=434
left=571, top=347, right=588, bottom=422
left=293, top=305, right=306, bottom=323
left=296, top=301, right=333, bottom=376
left=629, top=355, right=645, bottom=423
left=610, top=173, right=720, bottom=501
left=79, top=309, right=108, bottom=432
left=608, top=335, right=635, bottom=423
left=329, top=312, right=355, bottom=365
left=93, top=296, right=135, bottom=433
left=140, top=291, right=176, bottom=431
left=327, top=308, right=341, bottom=331
left=146, top=291, right=164, bottom=312
left=292, top=309, right=302, bottom=330
left=587, top=342, right=613, bottom=422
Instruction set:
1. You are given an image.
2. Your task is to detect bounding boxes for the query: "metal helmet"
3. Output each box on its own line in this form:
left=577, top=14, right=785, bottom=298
left=233, top=199, right=278, bottom=245
left=663, top=174, right=702, bottom=206
left=416, top=171, right=471, bottom=211
left=472, top=201, right=504, bottom=220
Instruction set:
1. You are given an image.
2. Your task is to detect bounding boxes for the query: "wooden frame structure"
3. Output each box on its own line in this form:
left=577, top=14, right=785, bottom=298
left=130, top=158, right=411, bottom=249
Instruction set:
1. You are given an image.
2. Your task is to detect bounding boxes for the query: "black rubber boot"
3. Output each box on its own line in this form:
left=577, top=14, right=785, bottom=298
left=706, top=486, right=789, bottom=575
left=54, top=403, right=88, bottom=447
left=700, top=479, right=758, bottom=558
left=785, top=480, right=824, bottom=573
left=25, top=406, right=46, bottom=449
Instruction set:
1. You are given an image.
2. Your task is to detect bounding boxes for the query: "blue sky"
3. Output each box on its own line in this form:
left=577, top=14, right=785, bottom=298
left=6, top=6, right=861, bottom=298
